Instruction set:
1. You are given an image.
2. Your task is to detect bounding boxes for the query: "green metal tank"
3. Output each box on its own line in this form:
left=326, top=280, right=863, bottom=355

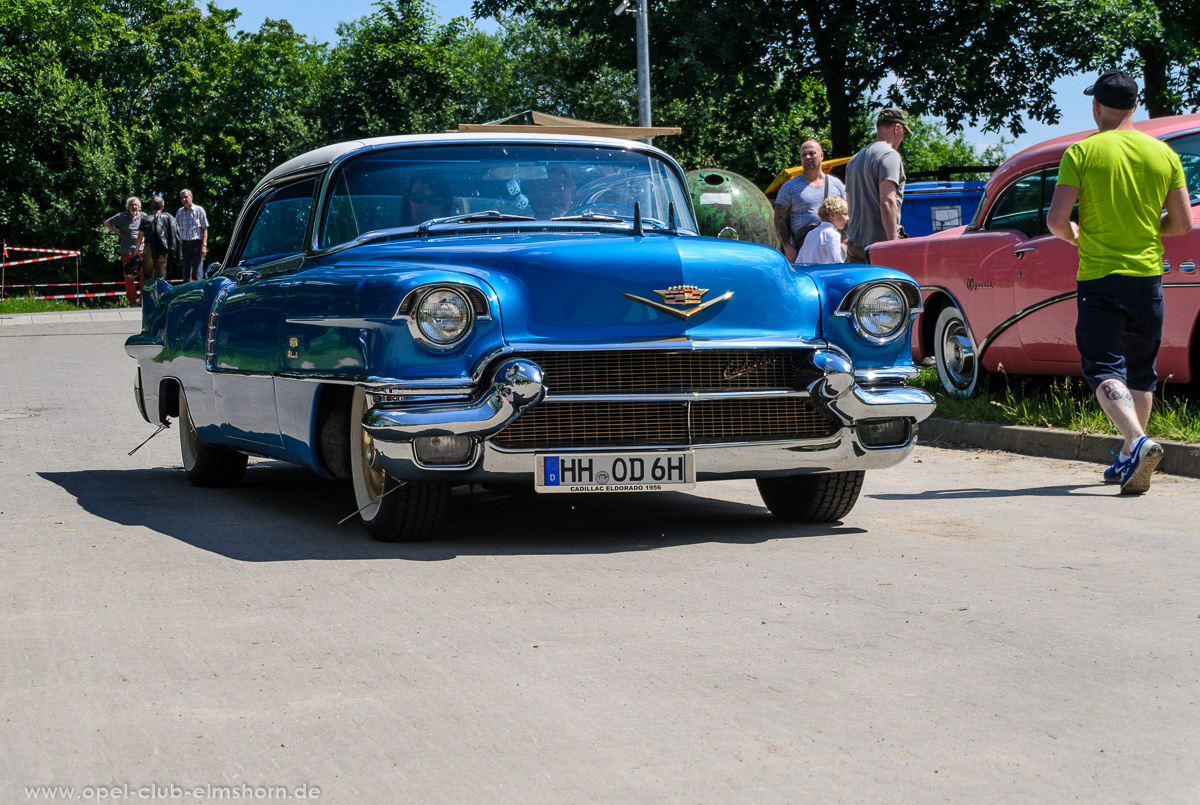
left=685, top=169, right=781, bottom=250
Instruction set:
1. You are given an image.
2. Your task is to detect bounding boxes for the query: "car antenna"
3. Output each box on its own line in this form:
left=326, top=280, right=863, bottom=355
left=633, top=201, right=644, bottom=237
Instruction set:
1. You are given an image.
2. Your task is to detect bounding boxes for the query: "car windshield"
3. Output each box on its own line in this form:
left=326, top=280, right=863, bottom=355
left=1167, top=131, right=1200, bottom=202
left=320, top=142, right=698, bottom=248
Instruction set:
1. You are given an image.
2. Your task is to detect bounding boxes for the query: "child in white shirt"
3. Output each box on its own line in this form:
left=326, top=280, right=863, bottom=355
left=796, top=196, right=849, bottom=264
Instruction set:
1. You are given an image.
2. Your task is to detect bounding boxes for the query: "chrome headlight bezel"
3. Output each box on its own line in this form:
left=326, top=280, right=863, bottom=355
left=399, top=286, right=477, bottom=350
left=834, top=280, right=922, bottom=345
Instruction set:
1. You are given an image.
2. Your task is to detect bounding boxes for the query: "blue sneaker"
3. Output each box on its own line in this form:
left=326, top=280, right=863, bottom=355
left=1119, top=436, right=1164, bottom=495
left=1103, top=442, right=1128, bottom=484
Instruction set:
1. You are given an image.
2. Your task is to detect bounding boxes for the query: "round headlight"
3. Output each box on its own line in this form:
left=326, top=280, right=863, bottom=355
left=853, top=284, right=907, bottom=341
left=416, top=288, right=472, bottom=344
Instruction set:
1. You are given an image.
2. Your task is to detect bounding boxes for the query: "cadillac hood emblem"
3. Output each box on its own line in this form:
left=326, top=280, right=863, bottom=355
left=622, top=284, right=734, bottom=320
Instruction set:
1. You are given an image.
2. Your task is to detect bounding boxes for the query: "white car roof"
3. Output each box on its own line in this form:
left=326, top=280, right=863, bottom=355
left=258, top=132, right=671, bottom=188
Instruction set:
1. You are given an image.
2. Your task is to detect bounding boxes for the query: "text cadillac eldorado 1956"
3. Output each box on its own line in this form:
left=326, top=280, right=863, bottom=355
left=126, top=134, right=935, bottom=541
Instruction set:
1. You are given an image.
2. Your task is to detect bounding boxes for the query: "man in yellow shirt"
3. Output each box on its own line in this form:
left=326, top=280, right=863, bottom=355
left=1047, top=69, right=1193, bottom=494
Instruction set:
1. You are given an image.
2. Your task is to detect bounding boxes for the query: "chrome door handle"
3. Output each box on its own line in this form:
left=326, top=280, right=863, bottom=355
left=236, top=269, right=261, bottom=284
left=1014, top=247, right=1037, bottom=259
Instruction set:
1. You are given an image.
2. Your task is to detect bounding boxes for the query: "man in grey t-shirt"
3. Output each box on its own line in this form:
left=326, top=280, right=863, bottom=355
left=104, top=196, right=145, bottom=306
left=774, top=140, right=846, bottom=262
left=845, top=108, right=909, bottom=263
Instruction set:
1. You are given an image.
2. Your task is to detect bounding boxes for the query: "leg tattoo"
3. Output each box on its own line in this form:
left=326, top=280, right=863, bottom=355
left=1100, top=379, right=1134, bottom=409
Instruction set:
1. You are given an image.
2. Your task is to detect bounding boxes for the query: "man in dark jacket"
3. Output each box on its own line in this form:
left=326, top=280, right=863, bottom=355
left=133, top=195, right=182, bottom=281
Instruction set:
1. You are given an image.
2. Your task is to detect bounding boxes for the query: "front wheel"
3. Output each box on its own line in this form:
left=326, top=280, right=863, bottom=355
left=933, top=305, right=985, bottom=396
left=179, top=391, right=247, bottom=487
left=756, top=471, right=864, bottom=522
left=349, top=387, right=449, bottom=541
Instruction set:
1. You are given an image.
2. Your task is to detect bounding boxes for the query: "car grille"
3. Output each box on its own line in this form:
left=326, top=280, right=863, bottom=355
left=516, top=349, right=824, bottom=394
left=493, top=398, right=836, bottom=449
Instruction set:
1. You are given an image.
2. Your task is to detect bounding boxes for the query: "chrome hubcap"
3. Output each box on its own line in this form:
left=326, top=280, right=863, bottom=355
left=942, top=324, right=975, bottom=387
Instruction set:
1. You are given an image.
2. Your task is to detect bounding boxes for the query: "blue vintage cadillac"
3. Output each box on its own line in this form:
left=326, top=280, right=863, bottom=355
left=126, top=134, right=935, bottom=541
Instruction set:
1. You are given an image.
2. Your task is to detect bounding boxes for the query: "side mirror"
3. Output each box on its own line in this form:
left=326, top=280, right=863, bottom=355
left=204, top=262, right=222, bottom=278
left=716, top=227, right=739, bottom=240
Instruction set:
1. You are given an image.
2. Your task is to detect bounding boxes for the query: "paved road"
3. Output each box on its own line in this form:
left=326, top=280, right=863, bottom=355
left=2, top=320, right=1198, bottom=804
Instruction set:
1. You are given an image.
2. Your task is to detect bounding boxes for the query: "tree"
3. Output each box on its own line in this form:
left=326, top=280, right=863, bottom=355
left=324, top=0, right=467, bottom=139
left=1067, top=0, right=1200, bottom=117
left=471, top=1, right=1085, bottom=159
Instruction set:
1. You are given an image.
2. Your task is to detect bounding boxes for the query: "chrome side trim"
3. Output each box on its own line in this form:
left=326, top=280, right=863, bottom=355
left=857, top=366, right=922, bottom=383
left=205, top=284, right=233, bottom=371
left=979, top=290, right=1077, bottom=357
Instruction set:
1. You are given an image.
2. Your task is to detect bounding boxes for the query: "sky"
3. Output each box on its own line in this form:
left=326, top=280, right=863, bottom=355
left=224, top=1, right=1143, bottom=159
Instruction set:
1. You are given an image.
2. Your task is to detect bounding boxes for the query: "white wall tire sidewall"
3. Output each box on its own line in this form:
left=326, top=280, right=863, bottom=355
left=349, top=386, right=383, bottom=523
left=934, top=306, right=979, bottom=397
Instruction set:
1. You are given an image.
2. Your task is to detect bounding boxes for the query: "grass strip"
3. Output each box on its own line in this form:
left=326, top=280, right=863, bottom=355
left=914, top=366, right=1200, bottom=444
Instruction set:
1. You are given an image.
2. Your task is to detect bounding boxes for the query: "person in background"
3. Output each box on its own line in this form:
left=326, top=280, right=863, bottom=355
left=104, top=197, right=146, bottom=306
left=1046, top=69, right=1192, bottom=494
left=134, top=196, right=181, bottom=283
left=844, top=108, right=910, bottom=263
left=176, top=189, right=209, bottom=282
left=796, top=196, right=849, bottom=264
left=774, top=140, right=845, bottom=262
left=399, top=171, right=454, bottom=226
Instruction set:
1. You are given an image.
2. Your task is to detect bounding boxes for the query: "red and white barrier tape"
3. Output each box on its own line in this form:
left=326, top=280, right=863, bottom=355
left=38, top=290, right=127, bottom=300
left=5, top=247, right=81, bottom=255
left=2, top=253, right=82, bottom=267
left=6, top=281, right=115, bottom=289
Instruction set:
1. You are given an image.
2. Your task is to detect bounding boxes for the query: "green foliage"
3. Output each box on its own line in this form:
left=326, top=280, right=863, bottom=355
left=1064, top=0, right=1200, bottom=117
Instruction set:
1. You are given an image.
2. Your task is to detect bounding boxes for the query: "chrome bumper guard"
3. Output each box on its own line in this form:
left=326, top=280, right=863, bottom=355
left=808, top=348, right=936, bottom=426
left=362, top=358, right=545, bottom=442
left=366, top=348, right=936, bottom=480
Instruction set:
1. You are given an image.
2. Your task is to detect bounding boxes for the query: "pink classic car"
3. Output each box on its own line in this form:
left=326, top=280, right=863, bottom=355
left=872, top=115, right=1200, bottom=395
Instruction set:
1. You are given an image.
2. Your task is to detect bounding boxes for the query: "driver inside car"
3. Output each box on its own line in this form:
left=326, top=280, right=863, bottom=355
left=400, top=170, right=454, bottom=226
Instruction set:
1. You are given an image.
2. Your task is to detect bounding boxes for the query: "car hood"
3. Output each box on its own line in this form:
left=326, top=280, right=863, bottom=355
left=333, top=232, right=823, bottom=344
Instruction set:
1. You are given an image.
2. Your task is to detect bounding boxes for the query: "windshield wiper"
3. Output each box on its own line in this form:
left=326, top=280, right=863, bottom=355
left=553, top=211, right=670, bottom=231
left=553, top=212, right=625, bottom=222
left=417, top=210, right=535, bottom=232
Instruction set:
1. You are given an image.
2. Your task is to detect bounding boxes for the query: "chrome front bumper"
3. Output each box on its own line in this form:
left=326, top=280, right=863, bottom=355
left=364, top=348, right=936, bottom=480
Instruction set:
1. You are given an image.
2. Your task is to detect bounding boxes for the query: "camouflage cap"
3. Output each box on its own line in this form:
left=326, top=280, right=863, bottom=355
left=877, top=107, right=911, bottom=133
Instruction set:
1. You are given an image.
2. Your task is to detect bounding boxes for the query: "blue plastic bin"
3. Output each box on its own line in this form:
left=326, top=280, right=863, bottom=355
left=901, top=181, right=986, bottom=238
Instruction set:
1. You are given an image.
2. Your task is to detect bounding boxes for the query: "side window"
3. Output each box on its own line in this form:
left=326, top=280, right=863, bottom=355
left=1166, top=131, right=1200, bottom=200
left=238, top=178, right=317, bottom=266
left=986, top=173, right=1043, bottom=238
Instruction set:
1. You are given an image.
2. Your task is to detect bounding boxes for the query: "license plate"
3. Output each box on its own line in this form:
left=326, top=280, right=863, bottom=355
left=536, top=451, right=696, bottom=493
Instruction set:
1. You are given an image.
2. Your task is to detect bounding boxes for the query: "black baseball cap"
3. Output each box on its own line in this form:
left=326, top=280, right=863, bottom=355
left=1084, top=69, right=1138, bottom=110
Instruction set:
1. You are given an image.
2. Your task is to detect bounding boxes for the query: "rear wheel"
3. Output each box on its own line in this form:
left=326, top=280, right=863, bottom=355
left=179, top=391, right=247, bottom=487
left=756, top=471, right=865, bottom=522
left=934, top=305, right=985, bottom=396
left=350, top=387, right=448, bottom=541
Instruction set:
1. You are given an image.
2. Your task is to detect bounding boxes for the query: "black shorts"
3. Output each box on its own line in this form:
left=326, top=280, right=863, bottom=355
left=1075, top=274, right=1164, bottom=392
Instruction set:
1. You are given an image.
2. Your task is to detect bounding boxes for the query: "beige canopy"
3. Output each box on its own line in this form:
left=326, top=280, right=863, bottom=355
left=456, top=110, right=680, bottom=140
